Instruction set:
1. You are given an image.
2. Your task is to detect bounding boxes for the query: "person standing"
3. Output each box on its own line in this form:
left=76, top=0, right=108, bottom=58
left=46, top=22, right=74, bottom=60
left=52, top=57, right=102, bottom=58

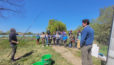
left=69, top=33, right=74, bottom=48
left=45, top=33, right=49, bottom=46
left=63, top=34, right=68, bottom=47
left=41, top=32, right=46, bottom=47
left=48, top=34, right=52, bottom=46
left=69, top=33, right=75, bottom=47
left=9, top=28, right=19, bottom=61
left=60, top=32, right=63, bottom=46
left=72, top=34, right=75, bottom=48
left=52, top=32, right=56, bottom=45
left=56, top=32, right=60, bottom=45
left=36, top=34, right=40, bottom=45
left=77, top=30, right=81, bottom=49
left=81, top=19, right=94, bottom=65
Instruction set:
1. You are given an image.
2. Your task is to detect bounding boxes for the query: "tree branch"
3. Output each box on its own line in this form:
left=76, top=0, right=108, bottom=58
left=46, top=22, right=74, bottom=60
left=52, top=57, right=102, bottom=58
left=0, top=7, right=17, bottom=12
left=0, top=0, right=24, bottom=7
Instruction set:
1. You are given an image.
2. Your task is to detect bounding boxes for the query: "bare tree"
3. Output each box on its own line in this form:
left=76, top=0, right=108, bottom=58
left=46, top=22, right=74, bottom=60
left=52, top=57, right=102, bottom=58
left=0, top=0, right=24, bottom=18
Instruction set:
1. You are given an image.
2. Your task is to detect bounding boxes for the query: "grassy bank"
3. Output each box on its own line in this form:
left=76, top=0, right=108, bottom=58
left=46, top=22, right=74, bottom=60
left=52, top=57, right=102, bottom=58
left=94, top=41, right=108, bottom=56
left=98, top=44, right=108, bottom=56
left=0, top=37, right=108, bottom=65
left=0, top=38, right=72, bottom=65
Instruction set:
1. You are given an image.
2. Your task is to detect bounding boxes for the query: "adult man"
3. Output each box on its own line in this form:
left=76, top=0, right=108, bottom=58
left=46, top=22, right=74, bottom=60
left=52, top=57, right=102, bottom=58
left=9, top=28, right=19, bottom=61
left=81, top=19, right=94, bottom=65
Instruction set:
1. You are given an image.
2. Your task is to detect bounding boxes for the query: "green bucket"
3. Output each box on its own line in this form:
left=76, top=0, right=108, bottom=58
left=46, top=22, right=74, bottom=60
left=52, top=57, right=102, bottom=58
left=33, top=61, right=44, bottom=65
left=41, top=54, right=52, bottom=65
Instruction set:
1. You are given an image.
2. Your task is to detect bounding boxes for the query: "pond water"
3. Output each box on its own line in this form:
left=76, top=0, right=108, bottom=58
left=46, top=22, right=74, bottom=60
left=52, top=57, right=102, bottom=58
left=0, top=35, right=34, bottom=38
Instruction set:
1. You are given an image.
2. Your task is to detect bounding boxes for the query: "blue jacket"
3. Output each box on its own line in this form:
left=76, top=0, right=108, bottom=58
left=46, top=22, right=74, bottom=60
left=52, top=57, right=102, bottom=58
left=81, top=25, right=94, bottom=46
left=63, top=36, right=68, bottom=41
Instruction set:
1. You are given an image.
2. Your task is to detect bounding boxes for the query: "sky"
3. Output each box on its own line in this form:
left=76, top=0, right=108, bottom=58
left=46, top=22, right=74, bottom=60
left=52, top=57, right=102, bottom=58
left=0, top=0, right=114, bottom=33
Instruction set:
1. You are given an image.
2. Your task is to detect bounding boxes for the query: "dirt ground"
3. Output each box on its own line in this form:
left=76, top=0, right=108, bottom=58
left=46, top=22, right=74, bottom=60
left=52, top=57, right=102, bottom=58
left=52, top=46, right=82, bottom=65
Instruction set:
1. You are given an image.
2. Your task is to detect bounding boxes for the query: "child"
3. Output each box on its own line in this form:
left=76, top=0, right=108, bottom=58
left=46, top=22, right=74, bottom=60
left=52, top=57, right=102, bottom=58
left=36, top=34, right=40, bottom=45
left=77, top=31, right=81, bottom=49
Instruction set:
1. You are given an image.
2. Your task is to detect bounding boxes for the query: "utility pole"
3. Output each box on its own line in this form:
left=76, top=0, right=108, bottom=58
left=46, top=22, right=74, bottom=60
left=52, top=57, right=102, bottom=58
left=106, top=6, right=114, bottom=65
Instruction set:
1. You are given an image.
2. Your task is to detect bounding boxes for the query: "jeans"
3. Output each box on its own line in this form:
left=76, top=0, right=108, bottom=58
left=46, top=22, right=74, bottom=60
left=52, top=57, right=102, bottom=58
left=10, top=44, right=17, bottom=60
left=69, top=41, right=72, bottom=47
left=56, top=39, right=59, bottom=45
left=53, top=38, right=56, bottom=45
left=46, top=39, right=48, bottom=45
left=63, top=40, right=67, bottom=46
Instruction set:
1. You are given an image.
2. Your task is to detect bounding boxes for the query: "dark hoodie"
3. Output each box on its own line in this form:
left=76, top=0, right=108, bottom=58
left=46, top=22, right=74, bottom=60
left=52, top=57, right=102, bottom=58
left=9, top=28, right=17, bottom=45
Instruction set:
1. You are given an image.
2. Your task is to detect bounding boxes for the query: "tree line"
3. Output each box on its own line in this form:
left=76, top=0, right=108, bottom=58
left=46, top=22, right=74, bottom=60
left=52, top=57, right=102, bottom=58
left=74, top=6, right=114, bottom=45
left=47, top=19, right=67, bottom=34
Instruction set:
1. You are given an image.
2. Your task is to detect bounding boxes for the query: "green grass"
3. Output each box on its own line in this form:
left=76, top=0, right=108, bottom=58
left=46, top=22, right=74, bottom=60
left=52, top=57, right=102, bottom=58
left=0, top=38, right=108, bottom=65
left=67, top=46, right=101, bottom=65
left=98, top=44, right=108, bottom=56
left=94, top=40, right=108, bottom=56
left=93, top=57, right=101, bottom=65
left=0, top=38, right=72, bottom=65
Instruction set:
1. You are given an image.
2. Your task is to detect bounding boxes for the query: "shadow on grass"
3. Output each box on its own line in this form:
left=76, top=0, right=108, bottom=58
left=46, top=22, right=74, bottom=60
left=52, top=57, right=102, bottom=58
left=51, top=59, right=55, bottom=65
left=15, top=50, right=34, bottom=61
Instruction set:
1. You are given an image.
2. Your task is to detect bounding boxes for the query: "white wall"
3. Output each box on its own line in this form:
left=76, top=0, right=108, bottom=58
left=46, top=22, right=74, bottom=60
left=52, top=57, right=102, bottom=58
left=106, top=17, right=114, bottom=65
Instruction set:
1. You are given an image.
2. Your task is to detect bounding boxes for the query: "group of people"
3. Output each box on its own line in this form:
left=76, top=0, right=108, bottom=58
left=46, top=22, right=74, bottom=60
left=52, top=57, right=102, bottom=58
left=9, top=19, right=94, bottom=65
left=36, top=30, right=81, bottom=48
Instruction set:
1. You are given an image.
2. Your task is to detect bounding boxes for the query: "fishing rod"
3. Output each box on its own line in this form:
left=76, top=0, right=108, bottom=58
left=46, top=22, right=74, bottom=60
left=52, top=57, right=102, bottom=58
left=19, top=12, right=42, bottom=40
left=7, top=13, right=42, bottom=57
